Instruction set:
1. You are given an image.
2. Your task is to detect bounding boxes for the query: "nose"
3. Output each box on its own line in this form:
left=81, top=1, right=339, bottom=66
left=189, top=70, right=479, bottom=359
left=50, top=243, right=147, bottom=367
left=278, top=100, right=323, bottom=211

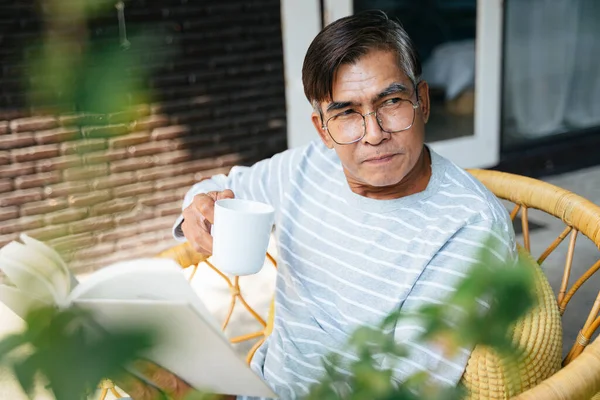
left=361, top=111, right=389, bottom=145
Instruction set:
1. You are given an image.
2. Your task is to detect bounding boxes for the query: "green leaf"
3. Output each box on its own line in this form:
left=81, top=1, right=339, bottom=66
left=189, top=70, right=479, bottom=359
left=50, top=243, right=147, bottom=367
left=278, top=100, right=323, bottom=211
left=13, top=355, right=38, bottom=397
left=0, top=306, right=154, bottom=400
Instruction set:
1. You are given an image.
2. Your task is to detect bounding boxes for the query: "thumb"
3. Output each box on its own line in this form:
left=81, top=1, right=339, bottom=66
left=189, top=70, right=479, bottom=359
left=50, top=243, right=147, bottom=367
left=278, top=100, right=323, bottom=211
left=218, top=189, right=235, bottom=200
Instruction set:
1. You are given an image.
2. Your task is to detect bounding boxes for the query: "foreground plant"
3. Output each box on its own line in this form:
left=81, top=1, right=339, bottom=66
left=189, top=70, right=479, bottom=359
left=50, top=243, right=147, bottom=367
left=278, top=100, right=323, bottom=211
left=305, top=240, right=535, bottom=400
left=0, top=306, right=153, bottom=400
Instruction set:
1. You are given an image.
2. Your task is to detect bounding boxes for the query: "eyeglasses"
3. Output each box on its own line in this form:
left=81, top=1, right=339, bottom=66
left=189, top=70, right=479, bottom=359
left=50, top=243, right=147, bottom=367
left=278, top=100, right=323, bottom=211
left=323, top=98, right=420, bottom=145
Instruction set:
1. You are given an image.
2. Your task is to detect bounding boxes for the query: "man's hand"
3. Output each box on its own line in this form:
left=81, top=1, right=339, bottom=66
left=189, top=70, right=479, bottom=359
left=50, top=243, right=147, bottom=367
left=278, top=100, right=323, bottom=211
left=116, top=359, right=235, bottom=400
left=181, top=190, right=235, bottom=255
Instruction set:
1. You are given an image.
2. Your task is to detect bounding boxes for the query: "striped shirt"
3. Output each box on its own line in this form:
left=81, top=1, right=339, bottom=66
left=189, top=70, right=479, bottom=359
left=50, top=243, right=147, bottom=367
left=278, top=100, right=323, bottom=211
left=173, top=141, right=517, bottom=399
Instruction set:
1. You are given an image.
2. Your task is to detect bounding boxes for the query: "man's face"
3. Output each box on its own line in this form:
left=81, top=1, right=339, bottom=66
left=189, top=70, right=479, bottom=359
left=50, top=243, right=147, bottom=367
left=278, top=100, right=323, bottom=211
left=312, top=49, right=430, bottom=188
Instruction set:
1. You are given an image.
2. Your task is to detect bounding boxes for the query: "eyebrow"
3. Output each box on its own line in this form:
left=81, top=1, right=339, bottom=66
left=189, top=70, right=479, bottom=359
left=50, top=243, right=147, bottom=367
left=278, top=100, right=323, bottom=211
left=376, top=82, right=409, bottom=100
left=325, top=82, right=410, bottom=114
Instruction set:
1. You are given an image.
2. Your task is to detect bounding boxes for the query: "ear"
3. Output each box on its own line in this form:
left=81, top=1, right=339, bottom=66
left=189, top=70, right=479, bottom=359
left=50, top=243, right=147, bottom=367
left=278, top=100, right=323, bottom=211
left=417, top=81, right=431, bottom=124
left=311, top=110, right=334, bottom=149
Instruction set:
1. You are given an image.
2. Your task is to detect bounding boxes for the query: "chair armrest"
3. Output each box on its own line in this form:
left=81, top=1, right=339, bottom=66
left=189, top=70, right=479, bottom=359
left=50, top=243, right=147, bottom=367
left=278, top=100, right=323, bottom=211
left=512, top=336, right=600, bottom=400
left=156, top=242, right=208, bottom=269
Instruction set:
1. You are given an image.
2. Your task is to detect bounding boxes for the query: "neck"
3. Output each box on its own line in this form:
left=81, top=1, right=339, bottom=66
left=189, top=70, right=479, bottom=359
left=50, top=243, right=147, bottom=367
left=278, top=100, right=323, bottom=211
left=347, top=147, right=432, bottom=200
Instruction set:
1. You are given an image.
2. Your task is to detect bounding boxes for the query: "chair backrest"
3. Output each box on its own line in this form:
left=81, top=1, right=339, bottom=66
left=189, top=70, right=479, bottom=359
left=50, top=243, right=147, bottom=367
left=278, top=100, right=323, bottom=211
left=468, top=169, right=600, bottom=364
left=468, top=169, right=600, bottom=400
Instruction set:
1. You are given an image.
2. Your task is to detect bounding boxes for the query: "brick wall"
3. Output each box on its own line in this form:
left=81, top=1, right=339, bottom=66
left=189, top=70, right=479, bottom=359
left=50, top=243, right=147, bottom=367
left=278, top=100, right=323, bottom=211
left=0, top=0, right=287, bottom=273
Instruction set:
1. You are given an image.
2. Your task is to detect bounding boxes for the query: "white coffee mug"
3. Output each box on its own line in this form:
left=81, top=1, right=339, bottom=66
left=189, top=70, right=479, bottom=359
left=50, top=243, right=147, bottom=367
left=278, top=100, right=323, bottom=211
left=211, top=198, right=275, bottom=276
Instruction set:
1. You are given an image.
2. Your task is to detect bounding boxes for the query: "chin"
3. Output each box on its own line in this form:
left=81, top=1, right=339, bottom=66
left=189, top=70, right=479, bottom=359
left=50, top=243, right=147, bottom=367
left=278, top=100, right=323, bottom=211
left=357, top=159, right=411, bottom=187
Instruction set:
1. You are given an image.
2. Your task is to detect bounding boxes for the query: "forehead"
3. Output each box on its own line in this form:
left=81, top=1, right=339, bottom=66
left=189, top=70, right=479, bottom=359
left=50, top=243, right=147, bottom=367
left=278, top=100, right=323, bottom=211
left=326, top=50, right=411, bottom=107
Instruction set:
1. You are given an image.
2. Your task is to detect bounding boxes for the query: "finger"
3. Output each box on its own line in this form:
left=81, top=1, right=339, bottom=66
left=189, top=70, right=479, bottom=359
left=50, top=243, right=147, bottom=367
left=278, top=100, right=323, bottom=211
left=151, top=367, right=192, bottom=399
left=217, top=189, right=235, bottom=200
left=182, top=205, right=205, bottom=233
left=205, top=191, right=219, bottom=201
left=200, top=228, right=213, bottom=254
left=202, top=214, right=212, bottom=233
left=181, top=219, right=200, bottom=251
left=181, top=207, right=209, bottom=251
left=194, top=193, right=217, bottom=224
left=132, top=360, right=192, bottom=400
left=181, top=219, right=212, bottom=255
left=114, top=373, right=162, bottom=400
left=184, top=203, right=212, bottom=234
left=203, top=190, right=234, bottom=225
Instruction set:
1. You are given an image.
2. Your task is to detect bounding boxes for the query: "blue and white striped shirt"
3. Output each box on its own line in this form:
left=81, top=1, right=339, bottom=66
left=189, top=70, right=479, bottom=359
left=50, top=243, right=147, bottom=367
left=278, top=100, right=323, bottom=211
left=174, top=141, right=517, bottom=399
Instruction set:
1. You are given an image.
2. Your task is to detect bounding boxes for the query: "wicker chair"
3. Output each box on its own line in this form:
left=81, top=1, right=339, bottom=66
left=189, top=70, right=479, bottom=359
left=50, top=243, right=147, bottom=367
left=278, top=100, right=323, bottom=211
left=468, top=169, right=600, bottom=400
left=105, top=169, right=600, bottom=399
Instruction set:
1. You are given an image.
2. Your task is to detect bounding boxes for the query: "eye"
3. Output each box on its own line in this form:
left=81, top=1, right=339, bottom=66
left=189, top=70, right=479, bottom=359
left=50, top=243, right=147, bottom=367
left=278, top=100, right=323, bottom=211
left=383, top=97, right=402, bottom=106
left=333, top=109, right=356, bottom=118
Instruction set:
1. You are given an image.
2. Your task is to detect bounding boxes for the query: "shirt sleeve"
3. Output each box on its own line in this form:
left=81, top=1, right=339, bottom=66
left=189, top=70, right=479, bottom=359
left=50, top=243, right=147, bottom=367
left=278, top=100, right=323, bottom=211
left=172, top=146, right=305, bottom=241
left=385, top=217, right=518, bottom=388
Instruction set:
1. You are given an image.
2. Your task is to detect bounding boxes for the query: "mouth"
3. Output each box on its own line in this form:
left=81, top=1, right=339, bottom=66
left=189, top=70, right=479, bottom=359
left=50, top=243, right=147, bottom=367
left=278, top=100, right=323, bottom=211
left=362, top=153, right=399, bottom=164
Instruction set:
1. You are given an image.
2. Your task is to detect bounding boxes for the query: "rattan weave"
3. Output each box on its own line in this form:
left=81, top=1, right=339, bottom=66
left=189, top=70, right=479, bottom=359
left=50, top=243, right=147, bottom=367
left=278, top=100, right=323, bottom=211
left=469, top=169, right=600, bottom=400
left=460, top=246, right=562, bottom=399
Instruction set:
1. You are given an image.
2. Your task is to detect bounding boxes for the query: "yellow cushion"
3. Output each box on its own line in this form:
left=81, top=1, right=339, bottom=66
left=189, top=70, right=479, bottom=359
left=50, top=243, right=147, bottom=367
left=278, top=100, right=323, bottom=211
left=460, top=246, right=562, bottom=399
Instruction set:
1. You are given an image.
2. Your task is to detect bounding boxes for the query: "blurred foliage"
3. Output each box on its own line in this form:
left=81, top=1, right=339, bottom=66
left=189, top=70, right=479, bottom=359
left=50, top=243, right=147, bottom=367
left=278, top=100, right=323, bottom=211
left=26, top=0, right=170, bottom=115
left=304, top=239, right=536, bottom=400
left=0, top=306, right=153, bottom=400
left=182, top=392, right=222, bottom=400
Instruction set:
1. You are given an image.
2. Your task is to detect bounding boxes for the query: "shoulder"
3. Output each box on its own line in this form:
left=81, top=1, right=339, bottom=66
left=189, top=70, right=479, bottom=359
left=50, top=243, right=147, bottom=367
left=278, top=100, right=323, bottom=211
left=429, top=149, right=512, bottom=229
left=258, top=140, right=343, bottom=191
left=251, top=141, right=316, bottom=177
left=271, top=140, right=326, bottom=165
left=282, top=140, right=341, bottom=174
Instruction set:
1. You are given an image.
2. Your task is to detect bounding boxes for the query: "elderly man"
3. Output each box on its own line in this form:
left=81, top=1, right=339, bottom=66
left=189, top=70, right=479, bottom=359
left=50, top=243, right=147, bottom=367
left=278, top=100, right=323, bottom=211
left=174, top=10, right=516, bottom=400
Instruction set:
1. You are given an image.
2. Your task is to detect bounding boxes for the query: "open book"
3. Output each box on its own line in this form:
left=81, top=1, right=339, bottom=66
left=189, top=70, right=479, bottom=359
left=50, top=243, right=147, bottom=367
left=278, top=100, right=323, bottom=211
left=0, top=234, right=276, bottom=398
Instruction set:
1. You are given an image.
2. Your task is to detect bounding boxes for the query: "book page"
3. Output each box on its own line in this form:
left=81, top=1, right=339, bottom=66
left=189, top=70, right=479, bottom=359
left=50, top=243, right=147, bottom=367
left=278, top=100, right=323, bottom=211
left=0, top=239, right=70, bottom=304
left=20, top=234, right=78, bottom=290
left=0, top=284, right=52, bottom=319
left=0, top=256, right=61, bottom=305
left=73, top=299, right=277, bottom=398
left=68, top=258, right=222, bottom=333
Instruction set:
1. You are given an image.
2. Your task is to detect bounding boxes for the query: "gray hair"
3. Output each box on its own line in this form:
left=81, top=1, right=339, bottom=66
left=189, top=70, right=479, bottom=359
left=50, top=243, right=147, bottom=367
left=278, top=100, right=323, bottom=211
left=302, top=10, right=422, bottom=108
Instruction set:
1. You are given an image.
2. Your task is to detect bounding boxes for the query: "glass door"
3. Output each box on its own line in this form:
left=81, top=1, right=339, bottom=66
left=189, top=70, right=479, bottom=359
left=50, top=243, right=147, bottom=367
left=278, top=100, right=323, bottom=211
left=501, top=0, right=600, bottom=150
left=282, top=0, right=503, bottom=168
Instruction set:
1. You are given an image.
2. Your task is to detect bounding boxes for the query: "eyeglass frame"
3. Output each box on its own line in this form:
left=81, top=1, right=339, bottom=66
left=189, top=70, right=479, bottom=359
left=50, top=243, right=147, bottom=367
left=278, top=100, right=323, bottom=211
left=320, top=85, right=421, bottom=145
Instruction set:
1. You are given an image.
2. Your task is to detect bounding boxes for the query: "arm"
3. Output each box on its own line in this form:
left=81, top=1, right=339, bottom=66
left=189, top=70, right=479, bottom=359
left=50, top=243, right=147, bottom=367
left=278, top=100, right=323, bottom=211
left=389, top=217, right=518, bottom=388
